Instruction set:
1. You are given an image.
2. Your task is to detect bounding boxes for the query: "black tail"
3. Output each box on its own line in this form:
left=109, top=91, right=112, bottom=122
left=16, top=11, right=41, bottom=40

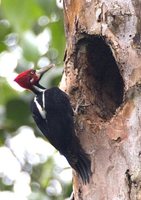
left=73, top=149, right=91, bottom=184
left=65, top=145, right=92, bottom=184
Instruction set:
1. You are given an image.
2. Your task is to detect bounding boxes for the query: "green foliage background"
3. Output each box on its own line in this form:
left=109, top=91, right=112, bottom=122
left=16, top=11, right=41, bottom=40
left=0, top=0, right=72, bottom=199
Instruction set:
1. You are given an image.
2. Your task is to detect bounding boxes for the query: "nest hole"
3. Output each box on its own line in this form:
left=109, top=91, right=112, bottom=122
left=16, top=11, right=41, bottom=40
left=76, top=35, right=124, bottom=120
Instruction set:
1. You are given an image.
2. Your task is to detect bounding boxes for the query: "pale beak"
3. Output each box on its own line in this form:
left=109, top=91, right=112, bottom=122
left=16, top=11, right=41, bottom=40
left=36, top=64, right=55, bottom=79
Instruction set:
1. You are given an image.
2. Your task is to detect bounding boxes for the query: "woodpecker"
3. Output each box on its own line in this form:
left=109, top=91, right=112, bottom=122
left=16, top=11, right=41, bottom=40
left=14, top=64, right=91, bottom=184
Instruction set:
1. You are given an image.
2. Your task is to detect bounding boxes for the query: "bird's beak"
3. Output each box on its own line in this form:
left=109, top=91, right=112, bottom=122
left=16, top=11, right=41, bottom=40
left=36, top=64, right=55, bottom=79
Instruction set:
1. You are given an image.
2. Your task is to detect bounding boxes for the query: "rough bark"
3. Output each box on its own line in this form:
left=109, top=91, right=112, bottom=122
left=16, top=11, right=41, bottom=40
left=60, top=0, right=141, bottom=199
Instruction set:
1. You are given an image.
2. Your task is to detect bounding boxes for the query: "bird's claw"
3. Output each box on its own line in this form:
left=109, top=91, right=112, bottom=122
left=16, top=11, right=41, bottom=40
left=74, top=99, right=91, bottom=115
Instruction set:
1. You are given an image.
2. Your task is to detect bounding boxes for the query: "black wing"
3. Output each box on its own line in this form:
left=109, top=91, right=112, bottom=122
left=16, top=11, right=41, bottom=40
left=31, top=87, right=74, bottom=153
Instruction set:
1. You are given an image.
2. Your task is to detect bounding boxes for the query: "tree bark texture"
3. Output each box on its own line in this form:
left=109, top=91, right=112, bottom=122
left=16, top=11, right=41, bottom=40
left=60, top=0, right=141, bottom=199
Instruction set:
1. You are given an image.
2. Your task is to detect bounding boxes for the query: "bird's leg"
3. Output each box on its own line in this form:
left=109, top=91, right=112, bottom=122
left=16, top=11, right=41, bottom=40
left=74, top=99, right=83, bottom=115
left=74, top=98, right=91, bottom=115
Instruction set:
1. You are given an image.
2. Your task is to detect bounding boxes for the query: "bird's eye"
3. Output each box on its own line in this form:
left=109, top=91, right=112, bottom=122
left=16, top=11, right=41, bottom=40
left=30, top=70, right=35, bottom=75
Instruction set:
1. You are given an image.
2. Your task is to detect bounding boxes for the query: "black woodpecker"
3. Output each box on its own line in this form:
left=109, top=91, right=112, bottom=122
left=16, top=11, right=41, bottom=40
left=14, top=64, right=91, bottom=184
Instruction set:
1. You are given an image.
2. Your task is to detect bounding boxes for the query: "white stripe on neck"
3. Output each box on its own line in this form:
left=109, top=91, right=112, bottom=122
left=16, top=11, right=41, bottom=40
left=34, top=93, right=46, bottom=119
left=33, top=85, right=45, bottom=93
left=42, top=90, right=45, bottom=110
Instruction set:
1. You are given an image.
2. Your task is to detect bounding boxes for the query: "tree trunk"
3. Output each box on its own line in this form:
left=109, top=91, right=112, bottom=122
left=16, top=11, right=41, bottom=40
left=60, top=0, right=141, bottom=199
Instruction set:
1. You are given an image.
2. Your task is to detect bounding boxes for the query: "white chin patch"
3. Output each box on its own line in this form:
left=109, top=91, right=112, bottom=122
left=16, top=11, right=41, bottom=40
left=30, top=78, right=35, bottom=83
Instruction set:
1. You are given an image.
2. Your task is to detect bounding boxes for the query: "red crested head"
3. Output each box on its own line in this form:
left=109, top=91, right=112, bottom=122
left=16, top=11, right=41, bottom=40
left=14, top=69, right=39, bottom=90
left=14, top=64, right=54, bottom=90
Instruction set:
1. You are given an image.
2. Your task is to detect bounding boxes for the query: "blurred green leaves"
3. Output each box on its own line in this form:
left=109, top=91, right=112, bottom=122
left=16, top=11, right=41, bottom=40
left=21, top=31, right=40, bottom=62
left=49, top=20, right=65, bottom=62
left=0, top=19, right=11, bottom=41
left=0, top=78, right=18, bottom=105
left=6, top=98, right=30, bottom=127
left=1, top=0, right=42, bottom=33
left=0, top=0, right=65, bottom=64
left=0, top=1, right=72, bottom=200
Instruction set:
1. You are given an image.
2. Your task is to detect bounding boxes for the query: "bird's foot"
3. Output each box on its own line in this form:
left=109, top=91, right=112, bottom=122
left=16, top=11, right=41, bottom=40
left=74, top=99, right=91, bottom=115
